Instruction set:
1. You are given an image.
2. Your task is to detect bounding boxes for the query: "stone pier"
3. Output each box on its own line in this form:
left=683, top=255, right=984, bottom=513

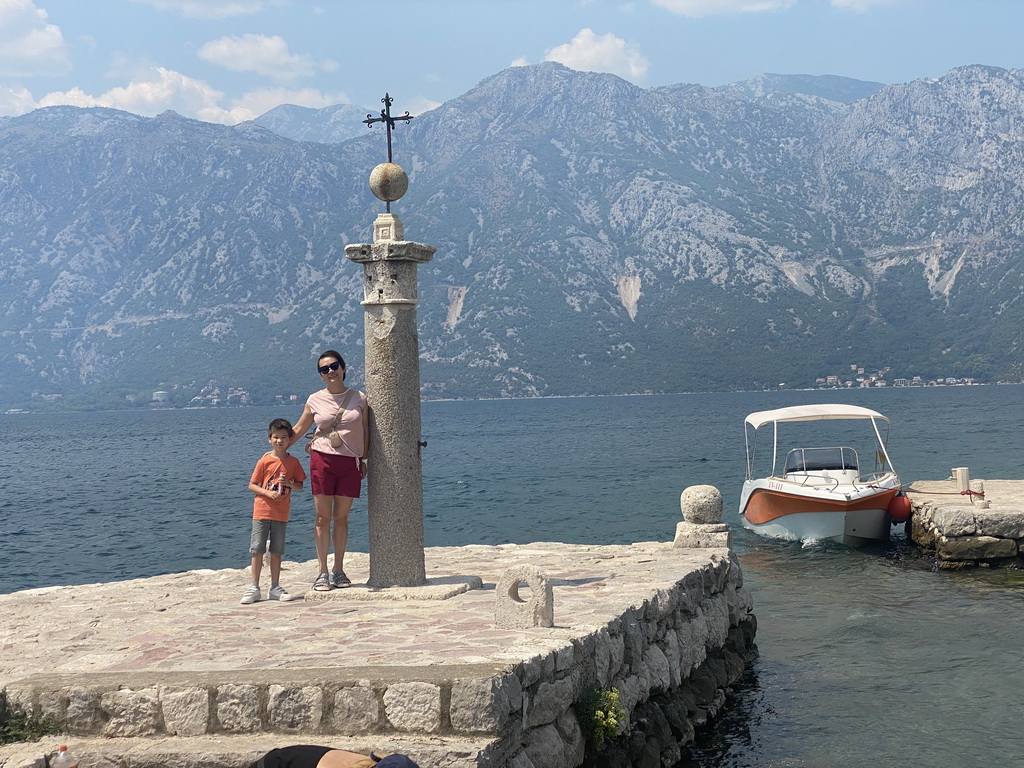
left=0, top=537, right=755, bottom=768
left=907, top=478, right=1024, bottom=568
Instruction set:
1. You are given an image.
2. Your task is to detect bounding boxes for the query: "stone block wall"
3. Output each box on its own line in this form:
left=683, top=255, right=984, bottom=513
left=910, top=499, right=1024, bottom=569
left=4, top=679, right=464, bottom=741
left=499, top=552, right=755, bottom=768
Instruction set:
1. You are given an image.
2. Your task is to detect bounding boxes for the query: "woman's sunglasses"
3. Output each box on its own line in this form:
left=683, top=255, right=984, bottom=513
left=318, top=361, right=343, bottom=375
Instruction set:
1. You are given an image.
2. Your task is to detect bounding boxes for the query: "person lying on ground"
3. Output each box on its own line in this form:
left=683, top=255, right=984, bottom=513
left=250, top=744, right=420, bottom=768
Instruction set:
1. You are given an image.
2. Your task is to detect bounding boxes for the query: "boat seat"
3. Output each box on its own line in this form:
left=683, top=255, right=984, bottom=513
left=784, top=447, right=859, bottom=478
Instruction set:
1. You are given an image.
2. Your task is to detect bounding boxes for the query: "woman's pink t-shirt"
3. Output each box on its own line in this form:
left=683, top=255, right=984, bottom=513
left=305, top=388, right=367, bottom=458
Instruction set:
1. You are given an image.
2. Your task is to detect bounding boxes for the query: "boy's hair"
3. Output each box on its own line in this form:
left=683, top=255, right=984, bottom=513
left=268, top=418, right=294, bottom=437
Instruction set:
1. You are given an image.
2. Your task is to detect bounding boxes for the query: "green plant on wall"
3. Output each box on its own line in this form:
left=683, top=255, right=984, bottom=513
left=575, top=686, right=626, bottom=748
left=0, top=696, right=59, bottom=746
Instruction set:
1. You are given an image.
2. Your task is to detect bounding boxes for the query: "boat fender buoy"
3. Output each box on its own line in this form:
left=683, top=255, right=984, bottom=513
left=888, top=494, right=912, bottom=522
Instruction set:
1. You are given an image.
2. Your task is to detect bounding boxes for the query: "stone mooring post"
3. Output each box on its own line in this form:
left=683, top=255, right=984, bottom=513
left=344, top=96, right=435, bottom=588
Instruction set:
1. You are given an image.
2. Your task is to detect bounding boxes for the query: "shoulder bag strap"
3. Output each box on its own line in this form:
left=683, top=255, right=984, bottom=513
left=313, top=389, right=354, bottom=438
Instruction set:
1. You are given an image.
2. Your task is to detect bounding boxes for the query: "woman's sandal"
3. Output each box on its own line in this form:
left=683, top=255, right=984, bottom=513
left=313, top=572, right=332, bottom=591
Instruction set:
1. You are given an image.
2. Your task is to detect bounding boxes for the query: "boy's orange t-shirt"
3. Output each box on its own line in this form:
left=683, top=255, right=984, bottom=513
left=251, top=452, right=306, bottom=522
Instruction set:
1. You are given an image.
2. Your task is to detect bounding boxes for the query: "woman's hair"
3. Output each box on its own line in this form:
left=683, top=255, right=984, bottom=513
left=317, top=350, right=345, bottom=369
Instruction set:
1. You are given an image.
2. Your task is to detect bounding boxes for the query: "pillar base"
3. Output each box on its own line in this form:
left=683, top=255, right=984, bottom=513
left=373, top=213, right=404, bottom=243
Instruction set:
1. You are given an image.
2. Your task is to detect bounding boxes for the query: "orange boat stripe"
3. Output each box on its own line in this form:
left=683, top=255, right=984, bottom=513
left=744, top=488, right=899, bottom=525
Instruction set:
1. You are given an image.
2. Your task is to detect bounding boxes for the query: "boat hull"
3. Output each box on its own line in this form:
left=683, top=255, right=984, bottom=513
left=739, top=482, right=899, bottom=546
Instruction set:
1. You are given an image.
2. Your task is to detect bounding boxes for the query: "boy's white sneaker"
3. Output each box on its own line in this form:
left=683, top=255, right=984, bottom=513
left=269, top=585, right=298, bottom=601
left=240, top=584, right=262, bottom=604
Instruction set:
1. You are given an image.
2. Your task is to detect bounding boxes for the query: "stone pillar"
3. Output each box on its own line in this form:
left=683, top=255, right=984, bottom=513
left=673, top=484, right=732, bottom=548
left=345, top=216, right=435, bottom=588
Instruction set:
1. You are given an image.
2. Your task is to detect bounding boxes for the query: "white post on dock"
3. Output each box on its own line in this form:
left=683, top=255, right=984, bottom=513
left=952, top=466, right=971, bottom=492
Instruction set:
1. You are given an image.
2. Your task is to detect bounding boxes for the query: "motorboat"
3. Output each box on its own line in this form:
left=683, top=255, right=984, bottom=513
left=739, top=403, right=907, bottom=546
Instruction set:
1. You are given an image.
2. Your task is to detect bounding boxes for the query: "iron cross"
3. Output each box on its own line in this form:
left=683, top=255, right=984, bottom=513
left=364, top=93, right=413, bottom=163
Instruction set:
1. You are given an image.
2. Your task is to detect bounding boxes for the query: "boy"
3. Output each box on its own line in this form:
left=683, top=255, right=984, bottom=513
left=241, top=418, right=307, bottom=604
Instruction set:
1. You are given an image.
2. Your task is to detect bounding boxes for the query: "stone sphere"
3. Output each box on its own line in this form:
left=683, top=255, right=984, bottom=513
left=679, top=485, right=723, bottom=524
left=369, top=162, right=409, bottom=202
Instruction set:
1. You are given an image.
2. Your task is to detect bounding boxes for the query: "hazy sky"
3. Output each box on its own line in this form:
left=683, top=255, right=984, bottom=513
left=1, top=0, right=1021, bottom=124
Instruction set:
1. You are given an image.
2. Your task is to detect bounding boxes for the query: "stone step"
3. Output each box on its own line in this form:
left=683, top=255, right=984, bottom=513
left=0, top=733, right=489, bottom=768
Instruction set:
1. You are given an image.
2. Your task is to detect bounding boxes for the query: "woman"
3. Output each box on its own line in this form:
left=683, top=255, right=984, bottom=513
left=250, top=746, right=418, bottom=768
left=292, top=350, right=368, bottom=591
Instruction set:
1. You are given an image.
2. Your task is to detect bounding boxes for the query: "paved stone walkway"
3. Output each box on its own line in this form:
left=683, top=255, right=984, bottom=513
left=2, top=543, right=718, bottom=681
left=0, top=541, right=734, bottom=768
left=907, top=478, right=1024, bottom=512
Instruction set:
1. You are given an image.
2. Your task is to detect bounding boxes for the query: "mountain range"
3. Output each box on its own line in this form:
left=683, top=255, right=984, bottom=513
left=1, top=62, right=1022, bottom=407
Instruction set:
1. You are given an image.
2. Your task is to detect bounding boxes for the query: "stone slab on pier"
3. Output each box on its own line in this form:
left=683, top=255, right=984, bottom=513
left=0, top=541, right=756, bottom=768
left=908, top=479, right=1024, bottom=568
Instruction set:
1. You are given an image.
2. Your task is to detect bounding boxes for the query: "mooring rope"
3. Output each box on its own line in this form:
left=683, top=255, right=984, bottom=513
left=904, top=488, right=986, bottom=499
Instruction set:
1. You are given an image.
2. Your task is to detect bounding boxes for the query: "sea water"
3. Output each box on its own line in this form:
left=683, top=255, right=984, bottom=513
left=3, top=385, right=1023, bottom=766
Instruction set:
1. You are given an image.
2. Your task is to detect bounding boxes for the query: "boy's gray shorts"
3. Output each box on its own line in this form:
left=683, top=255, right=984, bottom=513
left=249, top=519, right=287, bottom=556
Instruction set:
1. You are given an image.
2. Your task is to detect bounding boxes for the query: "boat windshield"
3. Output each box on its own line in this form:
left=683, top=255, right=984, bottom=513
left=783, top=447, right=859, bottom=474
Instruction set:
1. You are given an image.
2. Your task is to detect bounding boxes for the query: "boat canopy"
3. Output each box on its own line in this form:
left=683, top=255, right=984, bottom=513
left=744, top=404, right=890, bottom=430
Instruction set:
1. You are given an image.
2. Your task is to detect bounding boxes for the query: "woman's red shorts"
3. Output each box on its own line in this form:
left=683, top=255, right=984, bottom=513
left=309, top=451, right=362, bottom=498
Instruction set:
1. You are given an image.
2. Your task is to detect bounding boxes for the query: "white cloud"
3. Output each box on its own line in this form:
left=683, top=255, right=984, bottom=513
left=510, top=57, right=529, bottom=67
left=36, top=66, right=231, bottom=120
left=544, top=29, right=648, bottom=82
left=651, top=0, right=797, bottom=17
left=127, top=0, right=277, bottom=20
left=0, top=0, right=71, bottom=77
left=0, top=83, right=38, bottom=115
left=198, top=34, right=335, bottom=81
left=405, top=96, right=441, bottom=116
left=23, top=68, right=347, bottom=124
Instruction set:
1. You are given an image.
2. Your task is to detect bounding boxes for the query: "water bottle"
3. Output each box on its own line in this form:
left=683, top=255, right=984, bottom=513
left=51, top=745, right=78, bottom=768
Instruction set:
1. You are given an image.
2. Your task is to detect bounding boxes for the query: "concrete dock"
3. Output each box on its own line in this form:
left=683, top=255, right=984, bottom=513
left=0, top=541, right=756, bottom=768
left=907, top=479, right=1024, bottom=568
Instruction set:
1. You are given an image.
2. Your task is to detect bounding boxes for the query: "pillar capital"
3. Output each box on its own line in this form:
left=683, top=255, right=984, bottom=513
left=345, top=240, right=436, bottom=265
left=345, top=241, right=436, bottom=308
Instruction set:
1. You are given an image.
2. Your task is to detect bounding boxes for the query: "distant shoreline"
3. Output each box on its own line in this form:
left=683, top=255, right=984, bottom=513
left=5, top=380, right=1021, bottom=416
